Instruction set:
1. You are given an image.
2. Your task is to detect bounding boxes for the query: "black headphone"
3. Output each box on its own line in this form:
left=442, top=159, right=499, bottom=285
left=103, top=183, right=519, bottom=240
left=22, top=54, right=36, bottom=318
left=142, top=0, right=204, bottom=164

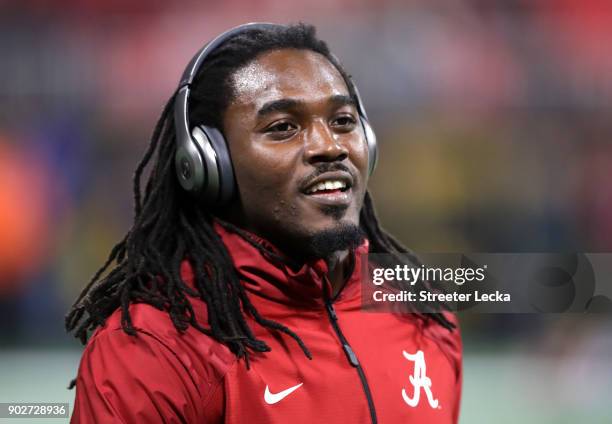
left=174, top=22, right=378, bottom=205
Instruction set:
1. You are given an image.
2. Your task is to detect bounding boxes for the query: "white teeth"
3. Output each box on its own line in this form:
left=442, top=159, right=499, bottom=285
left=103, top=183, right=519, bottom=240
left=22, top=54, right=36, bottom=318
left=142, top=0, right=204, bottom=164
left=306, top=180, right=347, bottom=194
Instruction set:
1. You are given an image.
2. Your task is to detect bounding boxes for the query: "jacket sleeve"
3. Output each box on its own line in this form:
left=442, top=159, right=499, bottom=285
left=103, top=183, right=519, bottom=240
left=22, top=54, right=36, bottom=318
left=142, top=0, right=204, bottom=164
left=71, top=327, right=224, bottom=423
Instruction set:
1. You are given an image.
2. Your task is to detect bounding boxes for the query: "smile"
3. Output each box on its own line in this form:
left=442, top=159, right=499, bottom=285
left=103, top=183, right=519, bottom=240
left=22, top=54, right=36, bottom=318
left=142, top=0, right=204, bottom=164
left=305, top=179, right=348, bottom=194
left=301, top=172, right=354, bottom=207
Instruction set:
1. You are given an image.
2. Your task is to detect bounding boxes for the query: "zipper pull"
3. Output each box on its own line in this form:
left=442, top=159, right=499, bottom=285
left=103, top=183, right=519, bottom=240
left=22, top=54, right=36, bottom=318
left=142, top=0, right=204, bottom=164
left=343, top=344, right=360, bottom=367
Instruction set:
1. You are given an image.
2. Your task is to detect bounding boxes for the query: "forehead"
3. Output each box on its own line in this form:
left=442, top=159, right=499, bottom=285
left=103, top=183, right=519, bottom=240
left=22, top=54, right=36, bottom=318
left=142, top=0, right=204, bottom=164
left=229, top=49, right=350, bottom=111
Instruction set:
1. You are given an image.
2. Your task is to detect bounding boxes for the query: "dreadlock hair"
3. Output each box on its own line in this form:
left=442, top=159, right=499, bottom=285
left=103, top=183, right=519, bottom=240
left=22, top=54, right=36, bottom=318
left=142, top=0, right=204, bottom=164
left=66, top=23, right=454, bottom=379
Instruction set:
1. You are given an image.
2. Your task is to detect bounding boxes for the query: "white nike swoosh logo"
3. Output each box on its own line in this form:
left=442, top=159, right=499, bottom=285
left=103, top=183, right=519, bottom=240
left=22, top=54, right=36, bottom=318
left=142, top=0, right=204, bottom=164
left=264, top=383, right=303, bottom=404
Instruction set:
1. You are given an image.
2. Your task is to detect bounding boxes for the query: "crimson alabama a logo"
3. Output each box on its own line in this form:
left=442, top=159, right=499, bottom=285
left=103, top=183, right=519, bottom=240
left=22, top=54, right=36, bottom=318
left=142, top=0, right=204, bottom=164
left=401, top=350, right=440, bottom=409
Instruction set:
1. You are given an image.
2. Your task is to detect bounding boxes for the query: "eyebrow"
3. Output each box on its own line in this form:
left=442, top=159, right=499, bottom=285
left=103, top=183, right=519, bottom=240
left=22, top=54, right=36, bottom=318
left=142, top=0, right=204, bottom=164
left=256, top=95, right=356, bottom=119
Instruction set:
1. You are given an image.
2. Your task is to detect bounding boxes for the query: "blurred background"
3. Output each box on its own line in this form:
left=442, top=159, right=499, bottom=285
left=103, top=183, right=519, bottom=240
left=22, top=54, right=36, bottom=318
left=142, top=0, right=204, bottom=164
left=1, top=0, right=611, bottom=423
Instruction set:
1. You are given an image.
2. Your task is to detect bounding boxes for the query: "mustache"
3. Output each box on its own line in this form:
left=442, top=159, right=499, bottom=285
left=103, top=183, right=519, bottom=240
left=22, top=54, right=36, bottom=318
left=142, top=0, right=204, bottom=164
left=300, top=162, right=353, bottom=188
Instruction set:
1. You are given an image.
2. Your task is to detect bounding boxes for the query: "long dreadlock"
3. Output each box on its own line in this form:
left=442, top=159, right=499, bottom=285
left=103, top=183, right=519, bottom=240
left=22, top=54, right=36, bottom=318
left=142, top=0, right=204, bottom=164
left=66, top=24, right=453, bottom=381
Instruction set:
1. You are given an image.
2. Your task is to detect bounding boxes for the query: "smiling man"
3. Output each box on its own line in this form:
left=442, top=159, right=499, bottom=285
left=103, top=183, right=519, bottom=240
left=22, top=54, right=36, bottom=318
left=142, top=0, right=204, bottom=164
left=223, top=47, right=368, bottom=295
left=67, top=23, right=462, bottom=423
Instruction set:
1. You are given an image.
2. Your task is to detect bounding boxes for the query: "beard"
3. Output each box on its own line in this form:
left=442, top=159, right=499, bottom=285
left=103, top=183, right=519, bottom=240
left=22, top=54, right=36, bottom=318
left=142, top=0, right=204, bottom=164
left=305, top=222, right=365, bottom=260
left=222, top=190, right=366, bottom=263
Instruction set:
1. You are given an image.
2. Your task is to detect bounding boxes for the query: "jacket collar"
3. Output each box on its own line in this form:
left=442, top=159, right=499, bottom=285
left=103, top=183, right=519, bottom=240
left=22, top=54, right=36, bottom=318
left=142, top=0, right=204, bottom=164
left=212, top=221, right=369, bottom=307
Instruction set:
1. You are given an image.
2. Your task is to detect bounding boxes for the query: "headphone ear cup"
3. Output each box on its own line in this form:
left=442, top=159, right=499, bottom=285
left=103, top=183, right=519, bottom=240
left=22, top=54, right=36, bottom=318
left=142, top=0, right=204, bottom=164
left=175, top=132, right=206, bottom=193
left=198, top=125, right=236, bottom=205
left=187, top=126, right=219, bottom=202
left=360, top=116, right=378, bottom=176
left=177, top=125, right=235, bottom=204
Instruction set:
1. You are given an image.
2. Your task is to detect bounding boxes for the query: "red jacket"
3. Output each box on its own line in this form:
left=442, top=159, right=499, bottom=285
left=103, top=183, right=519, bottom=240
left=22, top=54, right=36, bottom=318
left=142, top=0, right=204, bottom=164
left=72, top=224, right=462, bottom=423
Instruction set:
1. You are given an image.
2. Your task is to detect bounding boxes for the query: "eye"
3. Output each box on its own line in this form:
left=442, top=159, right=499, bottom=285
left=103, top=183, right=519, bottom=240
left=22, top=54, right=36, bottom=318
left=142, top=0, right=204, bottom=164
left=331, top=115, right=357, bottom=131
left=264, top=121, right=298, bottom=140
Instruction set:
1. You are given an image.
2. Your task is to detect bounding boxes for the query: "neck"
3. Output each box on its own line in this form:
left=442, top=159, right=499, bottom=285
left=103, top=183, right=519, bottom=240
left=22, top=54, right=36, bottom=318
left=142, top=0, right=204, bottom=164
left=215, top=218, right=357, bottom=297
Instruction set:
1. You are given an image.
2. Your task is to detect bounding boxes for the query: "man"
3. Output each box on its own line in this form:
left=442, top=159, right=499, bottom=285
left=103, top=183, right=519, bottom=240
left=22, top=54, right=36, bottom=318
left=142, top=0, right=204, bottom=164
left=67, top=23, right=462, bottom=423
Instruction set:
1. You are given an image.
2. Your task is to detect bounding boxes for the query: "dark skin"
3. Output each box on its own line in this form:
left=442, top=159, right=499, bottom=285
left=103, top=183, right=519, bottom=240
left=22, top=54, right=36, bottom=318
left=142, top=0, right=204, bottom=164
left=221, top=48, right=369, bottom=295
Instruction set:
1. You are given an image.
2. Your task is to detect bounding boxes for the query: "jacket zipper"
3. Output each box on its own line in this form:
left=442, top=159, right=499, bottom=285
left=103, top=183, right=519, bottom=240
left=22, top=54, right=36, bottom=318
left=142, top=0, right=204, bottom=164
left=324, top=299, right=378, bottom=424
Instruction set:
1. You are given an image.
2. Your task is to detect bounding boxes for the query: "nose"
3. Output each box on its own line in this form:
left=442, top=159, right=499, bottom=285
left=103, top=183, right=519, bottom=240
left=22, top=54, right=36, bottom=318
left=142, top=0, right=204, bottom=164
left=303, top=120, right=349, bottom=165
